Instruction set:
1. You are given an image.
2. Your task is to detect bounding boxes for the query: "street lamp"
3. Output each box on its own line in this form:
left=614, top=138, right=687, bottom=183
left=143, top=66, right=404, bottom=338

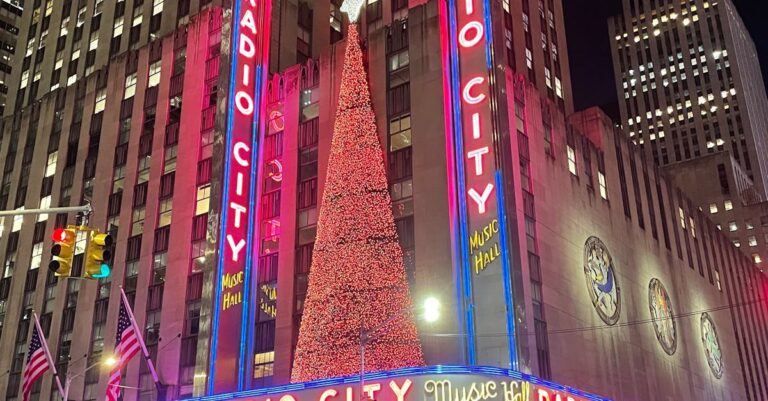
left=61, top=355, right=117, bottom=401
left=359, top=297, right=440, bottom=400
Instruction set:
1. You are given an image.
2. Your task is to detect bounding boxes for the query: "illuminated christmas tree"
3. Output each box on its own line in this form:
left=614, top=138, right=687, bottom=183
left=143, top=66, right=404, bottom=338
left=290, top=3, right=424, bottom=383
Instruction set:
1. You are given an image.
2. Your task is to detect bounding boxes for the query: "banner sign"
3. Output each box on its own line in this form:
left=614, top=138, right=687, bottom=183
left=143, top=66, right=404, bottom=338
left=442, top=0, right=517, bottom=367
left=210, top=0, right=270, bottom=392
left=181, top=366, right=611, bottom=401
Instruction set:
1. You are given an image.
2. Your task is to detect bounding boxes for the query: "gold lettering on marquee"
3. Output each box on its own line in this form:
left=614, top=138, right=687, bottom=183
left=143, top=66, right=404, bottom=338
left=425, top=380, right=514, bottom=401
left=222, top=271, right=245, bottom=310
left=467, top=219, right=501, bottom=274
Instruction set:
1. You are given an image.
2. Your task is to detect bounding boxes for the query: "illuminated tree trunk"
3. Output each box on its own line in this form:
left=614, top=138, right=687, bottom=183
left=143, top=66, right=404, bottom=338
left=291, top=24, right=425, bottom=383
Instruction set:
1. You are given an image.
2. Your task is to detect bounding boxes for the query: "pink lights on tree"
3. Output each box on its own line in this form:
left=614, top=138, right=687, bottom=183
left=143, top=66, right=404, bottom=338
left=290, top=22, right=424, bottom=383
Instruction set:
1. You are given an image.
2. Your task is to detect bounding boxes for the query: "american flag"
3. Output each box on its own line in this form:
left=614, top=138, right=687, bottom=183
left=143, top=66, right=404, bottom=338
left=106, top=297, right=141, bottom=401
left=22, top=322, right=51, bottom=401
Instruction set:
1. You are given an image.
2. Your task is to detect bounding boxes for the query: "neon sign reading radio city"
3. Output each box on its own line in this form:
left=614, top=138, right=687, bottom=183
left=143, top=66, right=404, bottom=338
left=211, top=0, right=269, bottom=393
left=458, top=1, right=493, bottom=217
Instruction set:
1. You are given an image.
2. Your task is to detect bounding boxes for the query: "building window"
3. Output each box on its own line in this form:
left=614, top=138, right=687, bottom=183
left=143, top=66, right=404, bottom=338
left=45, top=152, right=58, bottom=177
left=709, top=203, right=718, bottom=214
left=598, top=172, right=608, bottom=200
left=733, top=240, right=741, bottom=248
left=124, top=73, right=137, bottom=99
left=196, top=185, right=211, bottom=216
left=38, top=196, right=51, bottom=221
left=389, top=115, right=411, bottom=151
left=752, top=254, right=762, bottom=264
left=152, top=252, right=167, bottom=284
left=132, top=207, right=146, bottom=235
left=724, top=200, right=733, bottom=210
left=30, top=243, right=43, bottom=270
left=157, top=199, right=172, bottom=227
left=137, top=156, right=151, bottom=184
left=94, top=89, right=106, bottom=113
left=678, top=208, right=686, bottom=229
left=748, top=236, right=757, bottom=247
left=567, top=146, right=577, bottom=175
left=191, top=240, right=206, bottom=273
left=689, top=217, right=696, bottom=238
left=728, top=221, right=737, bottom=232
left=148, top=61, right=161, bottom=87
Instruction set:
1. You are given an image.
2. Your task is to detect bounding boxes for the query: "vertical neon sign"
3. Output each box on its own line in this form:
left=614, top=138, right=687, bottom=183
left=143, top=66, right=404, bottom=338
left=442, top=0, right=518, bottom=367
left=210, top=0, right=270, bottom=393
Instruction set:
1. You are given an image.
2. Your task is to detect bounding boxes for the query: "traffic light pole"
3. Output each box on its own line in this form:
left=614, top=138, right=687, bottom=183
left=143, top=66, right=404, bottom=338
left=0, top=204, right=92, bottom=217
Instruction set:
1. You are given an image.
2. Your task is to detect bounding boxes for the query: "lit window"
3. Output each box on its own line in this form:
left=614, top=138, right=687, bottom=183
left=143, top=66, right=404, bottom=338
left=148, top=61, right=162, bottom=88
left=89, top=33, right=99, bottom=51
left=20, top=70, right=29, bottom=89
left=45, top=151, right=58, bottom=177
left=567, top=146, right=577, bottom=175
left=746, top=220, right=754, bottom=230
left=124, top=73, right=137, bottom=99
left=38, top=196, right=51, bottom=222
left=728, top=221, right=737, bottom=232
left=30, top=243, right=43, bottom=270
left=753, top=254, right=762, bottom=264
left=158, top=199, right=172, bottom=227
left=709, top=203, right=718, bottom=214
left=196, top=185, right=211, bottom=216
left=733, top=240, right=740, bottom=248
left=724, top=200, right=733, bottom=210
left=389, top=115, right=411, bottom=151
left=94, top=89, right=107, bottom=113
left=689, top=217, right=696, bottom=238
left=588, top=166, right=604, bottom=198
left=152, top=0, right=163, bottom=15
left=133, top=14, right=143, bottom=27
left=748, top=236, right=757, bottom=247
left=714, top=271, right=721, bottom=291
left=678, top=208, right=686, bottom=229
left=12, top=208, right=24, bottom=232
left=114, top=17, right=124, bottom=37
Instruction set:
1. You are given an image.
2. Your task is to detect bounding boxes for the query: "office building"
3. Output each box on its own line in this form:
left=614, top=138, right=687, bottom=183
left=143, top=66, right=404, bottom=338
left=0, top=0, right=22, bottom=115
left=0, top=1, right=766, bottom=401
left=608, top=0, right=768, bottom=198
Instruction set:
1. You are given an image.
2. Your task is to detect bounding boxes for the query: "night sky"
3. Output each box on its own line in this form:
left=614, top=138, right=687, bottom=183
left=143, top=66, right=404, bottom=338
left=563, top=0, right=768, bottom=119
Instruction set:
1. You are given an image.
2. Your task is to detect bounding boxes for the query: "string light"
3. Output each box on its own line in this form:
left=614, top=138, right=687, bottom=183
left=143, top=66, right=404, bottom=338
left=290, top=24, right=424, bottom=383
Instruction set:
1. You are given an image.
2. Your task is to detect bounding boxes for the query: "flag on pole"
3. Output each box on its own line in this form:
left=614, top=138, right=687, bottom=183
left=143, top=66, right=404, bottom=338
left=106, top=296, right=141, bottom=401
left=22, top=316, right=53, bottom=401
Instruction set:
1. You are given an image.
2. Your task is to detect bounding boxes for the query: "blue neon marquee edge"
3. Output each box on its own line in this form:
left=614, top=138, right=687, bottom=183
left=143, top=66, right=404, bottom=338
left=184, top=365, right=613, bottom=401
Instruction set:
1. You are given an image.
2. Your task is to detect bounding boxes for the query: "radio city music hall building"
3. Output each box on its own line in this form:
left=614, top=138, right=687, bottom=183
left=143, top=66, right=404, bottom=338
left=0, top=0, right=767, bottom=401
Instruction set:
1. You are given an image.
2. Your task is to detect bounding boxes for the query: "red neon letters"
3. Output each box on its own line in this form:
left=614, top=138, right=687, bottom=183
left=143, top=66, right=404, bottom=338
left=457, top=0, right=494, bottom=215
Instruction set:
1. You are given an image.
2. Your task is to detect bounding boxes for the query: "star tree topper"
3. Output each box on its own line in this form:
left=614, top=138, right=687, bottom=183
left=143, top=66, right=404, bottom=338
left=340, top=0, right=365, bottom=23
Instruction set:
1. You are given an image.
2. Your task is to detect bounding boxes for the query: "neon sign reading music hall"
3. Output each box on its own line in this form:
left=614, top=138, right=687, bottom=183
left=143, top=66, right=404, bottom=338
left=210, top=0, right=270, bottom=393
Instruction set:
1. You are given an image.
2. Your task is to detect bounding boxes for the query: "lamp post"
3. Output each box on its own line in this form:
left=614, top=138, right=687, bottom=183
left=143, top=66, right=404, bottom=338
left=61, top=355, right=117, bottom=401
left=359, top=297, right=440, bottom=401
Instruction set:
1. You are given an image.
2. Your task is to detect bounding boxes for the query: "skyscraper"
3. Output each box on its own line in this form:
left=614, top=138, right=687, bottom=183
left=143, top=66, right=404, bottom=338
left=0, top=0, right=22, bottom=115
left=608, top=0, right=768, bottom=197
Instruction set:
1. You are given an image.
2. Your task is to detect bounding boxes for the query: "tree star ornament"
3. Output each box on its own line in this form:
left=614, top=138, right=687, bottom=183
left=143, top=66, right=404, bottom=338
left=290, top=23, right=424, bottom=383
left=340, top=0, right=365, bottom=23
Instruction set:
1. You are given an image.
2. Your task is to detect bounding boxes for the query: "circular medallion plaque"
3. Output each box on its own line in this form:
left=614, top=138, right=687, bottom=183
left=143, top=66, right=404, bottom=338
left=701, top=312, right=723, bottom=378
left=583, top=237, right=621, bottom=325
left=648, top=278, right=677, bottom=355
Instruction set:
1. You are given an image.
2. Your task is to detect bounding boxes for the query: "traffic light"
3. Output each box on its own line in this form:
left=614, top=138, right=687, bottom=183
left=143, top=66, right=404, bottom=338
left=49, top=228, right=76, bottom=276
left=85, top=231, right=113, bottom=279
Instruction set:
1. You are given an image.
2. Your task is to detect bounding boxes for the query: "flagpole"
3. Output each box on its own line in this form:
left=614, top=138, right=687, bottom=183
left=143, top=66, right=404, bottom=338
left=118, top=286, right=161, bottom=387
left=32, top=311, right=65, bottom=398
